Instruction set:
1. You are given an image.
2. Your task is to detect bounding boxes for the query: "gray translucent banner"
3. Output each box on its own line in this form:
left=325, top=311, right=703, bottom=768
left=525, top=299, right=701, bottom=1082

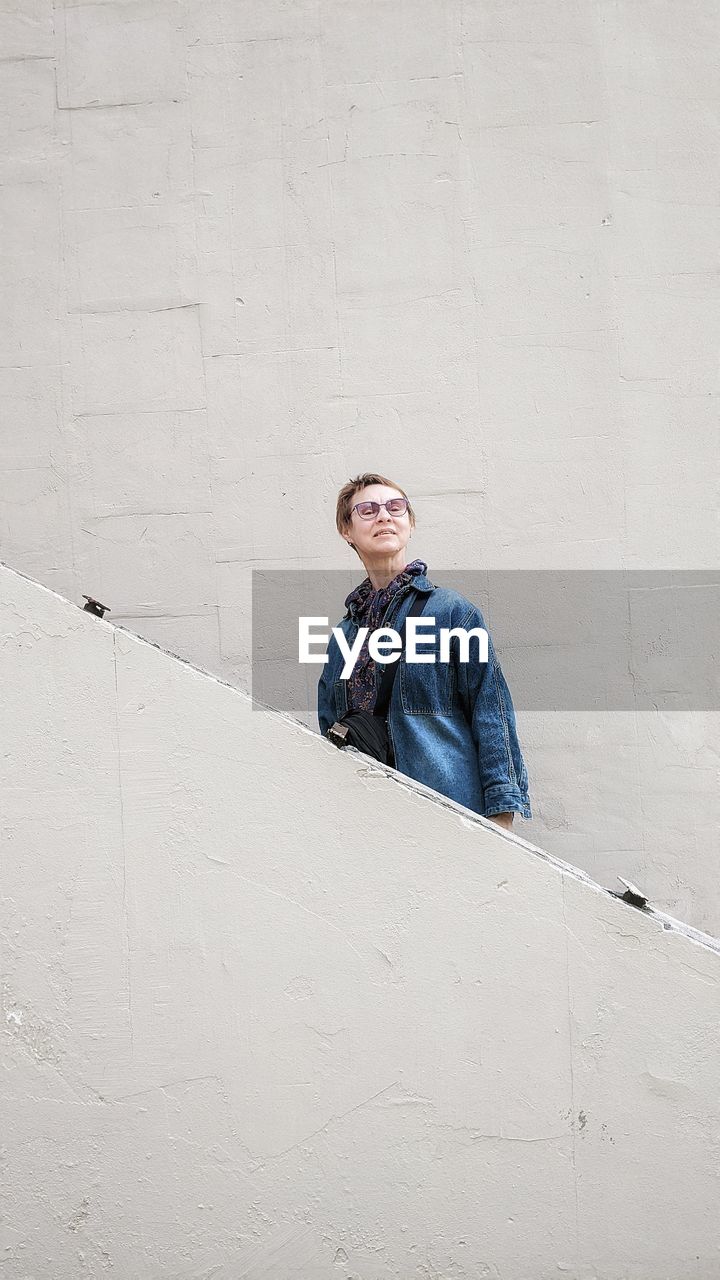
left=252, top=570, right=719, bottom=720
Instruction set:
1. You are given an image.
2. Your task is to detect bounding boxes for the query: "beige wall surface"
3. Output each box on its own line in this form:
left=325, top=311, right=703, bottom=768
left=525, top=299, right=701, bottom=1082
left=2, top=562, right=720, bottom=1279
left=0, top=0, right=718, bottom=930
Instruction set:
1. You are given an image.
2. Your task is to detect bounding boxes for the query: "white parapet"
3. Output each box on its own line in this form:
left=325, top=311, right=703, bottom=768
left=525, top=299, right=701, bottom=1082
left=1, top=562, right=719, bottom=1279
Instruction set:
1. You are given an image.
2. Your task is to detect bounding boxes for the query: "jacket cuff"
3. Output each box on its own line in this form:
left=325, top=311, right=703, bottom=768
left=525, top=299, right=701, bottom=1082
left=483, top=783, right=532, bottom=821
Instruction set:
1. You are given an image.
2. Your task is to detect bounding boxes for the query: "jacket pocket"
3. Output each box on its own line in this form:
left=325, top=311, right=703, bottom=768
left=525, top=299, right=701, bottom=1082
left=399, top=657, right=454, bottom=716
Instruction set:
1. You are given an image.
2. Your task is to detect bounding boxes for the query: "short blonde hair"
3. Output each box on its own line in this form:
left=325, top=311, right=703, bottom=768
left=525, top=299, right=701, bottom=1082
left=335, top=472, right=416, bottom=535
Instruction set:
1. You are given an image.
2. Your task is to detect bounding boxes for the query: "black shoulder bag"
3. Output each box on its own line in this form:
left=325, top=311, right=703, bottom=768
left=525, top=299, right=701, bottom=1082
left=326, top=592, right=427, bottom=766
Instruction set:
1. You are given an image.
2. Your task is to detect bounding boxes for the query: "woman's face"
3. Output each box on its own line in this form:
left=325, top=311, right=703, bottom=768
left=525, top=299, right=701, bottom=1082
left=342, top=483, right=413, bottom=563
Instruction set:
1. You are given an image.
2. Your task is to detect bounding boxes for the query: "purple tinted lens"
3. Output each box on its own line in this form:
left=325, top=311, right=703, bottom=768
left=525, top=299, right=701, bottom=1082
left=356, top=502, right=379, bottom=517
left=386, top=498, right=408, bottom=514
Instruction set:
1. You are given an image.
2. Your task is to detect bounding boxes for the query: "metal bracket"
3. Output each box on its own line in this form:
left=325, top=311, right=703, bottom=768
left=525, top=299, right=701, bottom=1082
left=82, top=595, right=110, bottom=619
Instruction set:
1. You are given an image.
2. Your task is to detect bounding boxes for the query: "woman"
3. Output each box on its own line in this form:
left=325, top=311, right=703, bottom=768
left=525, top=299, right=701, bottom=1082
left=318, top=472, right=531, bottom=829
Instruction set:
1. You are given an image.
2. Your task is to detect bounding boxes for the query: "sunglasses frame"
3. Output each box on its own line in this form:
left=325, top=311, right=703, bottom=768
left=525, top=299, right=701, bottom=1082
left=352, top=497, right=410, bottom=520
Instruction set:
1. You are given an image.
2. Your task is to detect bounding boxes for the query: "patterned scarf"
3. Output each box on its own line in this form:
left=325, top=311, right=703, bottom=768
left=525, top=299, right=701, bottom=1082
left=344, top=559, right=428, bottom=711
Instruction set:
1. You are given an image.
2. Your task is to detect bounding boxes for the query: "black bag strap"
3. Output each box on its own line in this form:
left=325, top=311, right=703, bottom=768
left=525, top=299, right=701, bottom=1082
left=373, top=591, right=427, bottom=718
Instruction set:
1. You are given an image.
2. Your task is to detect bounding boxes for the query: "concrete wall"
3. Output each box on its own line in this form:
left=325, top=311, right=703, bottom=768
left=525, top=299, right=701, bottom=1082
left=0, top=0, right=718, bottom=929
left=3, top=562, right=720, bottom=1278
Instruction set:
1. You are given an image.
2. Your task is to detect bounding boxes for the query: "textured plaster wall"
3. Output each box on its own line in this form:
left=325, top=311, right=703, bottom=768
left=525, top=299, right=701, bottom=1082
left=0, top=0, right=718, bottom=930
left=2, top=562, right=720, bottom=1279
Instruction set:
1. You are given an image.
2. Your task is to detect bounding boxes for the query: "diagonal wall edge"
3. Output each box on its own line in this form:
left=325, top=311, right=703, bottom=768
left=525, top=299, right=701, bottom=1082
left=2, top=560, right=719, bottom=1279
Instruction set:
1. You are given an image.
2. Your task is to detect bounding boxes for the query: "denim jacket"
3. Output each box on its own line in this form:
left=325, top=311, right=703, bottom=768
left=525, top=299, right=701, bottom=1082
left=317, top=572, right=531, bottom=820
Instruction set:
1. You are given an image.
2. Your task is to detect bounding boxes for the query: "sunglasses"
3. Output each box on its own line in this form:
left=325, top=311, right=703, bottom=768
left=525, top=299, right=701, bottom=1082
left=352, top=497, right=410, bottom=520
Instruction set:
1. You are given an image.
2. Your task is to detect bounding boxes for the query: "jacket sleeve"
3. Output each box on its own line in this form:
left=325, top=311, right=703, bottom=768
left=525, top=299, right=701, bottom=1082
left=454, top=604, right=531, bottom=820
left=317, top=644, right=337, bottom=737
